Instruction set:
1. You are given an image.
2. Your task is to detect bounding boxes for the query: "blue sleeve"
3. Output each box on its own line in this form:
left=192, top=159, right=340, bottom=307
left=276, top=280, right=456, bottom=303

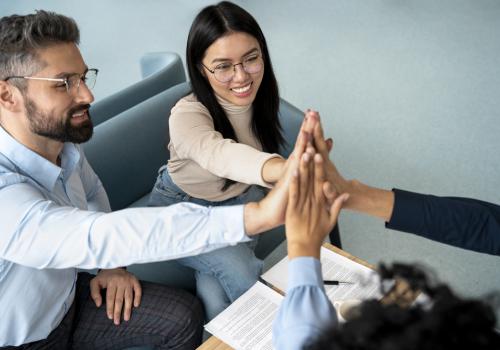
left=387, top=189, right=500, bottom=255
left=0, top=177, right=249, bottom=269
left=273, top=257, right=337, bottom=350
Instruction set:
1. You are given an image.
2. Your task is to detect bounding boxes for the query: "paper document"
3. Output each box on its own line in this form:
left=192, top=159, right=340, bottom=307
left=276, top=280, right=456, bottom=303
left=205, top=246, right=389, bottom=348
left=261, top=246, right=383, bottom=302
left=205, top=281, right=283, bottom=350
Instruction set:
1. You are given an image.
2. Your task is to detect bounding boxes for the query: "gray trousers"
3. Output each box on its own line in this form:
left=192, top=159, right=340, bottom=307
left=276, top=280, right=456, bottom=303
left=2, top=273, right=204, bottom=350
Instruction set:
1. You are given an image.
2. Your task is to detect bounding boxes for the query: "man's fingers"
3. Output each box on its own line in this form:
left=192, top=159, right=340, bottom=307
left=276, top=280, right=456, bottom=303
left=303, top=110, right=318, bottom=135
left=123, top=287, right=133, bottom=322
left=306, top=144, right=315, bottom=156
left=313, top=122, right=329, bottom=157
left=133, top=280, right=142, bottom=308
left=288, top=169, right=300, bottom=213
left=329, top=193, right=350, bottom=226
left=299, top=152, right=310, bottom=205
left=313, top=154, right=325, bottom=202
left=294, top=129, right=309, bottom=159
left=323, top=181, right=338, bottom=211
left=89, top=279, right=102, bottom=308
left=299, top=112, right=309, bottom=133
left=307, top=151, right=315, bottom=199
left=106, top=285, right=117, bottom=320
left=290, top=113, right=317, bottom=183
left=113, top=287, right=125, bottom=325
left=323, top=181, right=336, bottom=203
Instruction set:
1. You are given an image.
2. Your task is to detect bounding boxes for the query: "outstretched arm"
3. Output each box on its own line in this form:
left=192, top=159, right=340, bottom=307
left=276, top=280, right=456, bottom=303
left=261, top=156, right=286, bottom=184
left=386, top=189, right=500, bottom=255
left=310, top=111, right=500, bottom=256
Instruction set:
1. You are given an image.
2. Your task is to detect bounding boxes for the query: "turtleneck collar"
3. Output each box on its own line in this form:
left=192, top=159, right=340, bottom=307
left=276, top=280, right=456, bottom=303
left=215, top=93, right=253, bottom=115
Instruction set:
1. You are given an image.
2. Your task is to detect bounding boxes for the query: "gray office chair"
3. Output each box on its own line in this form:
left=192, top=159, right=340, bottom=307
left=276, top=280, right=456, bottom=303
left=90, top=52, right=186, bottom=126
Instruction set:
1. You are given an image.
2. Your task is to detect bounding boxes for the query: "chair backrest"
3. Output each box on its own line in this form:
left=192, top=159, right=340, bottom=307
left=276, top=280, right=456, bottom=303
left=277, top=98, right=304, bottom=157
left=84, top=82, right=191, bottom=210
left=140, top=52, right=185, bottom=79
left=90, top=52, right=186, bottom=126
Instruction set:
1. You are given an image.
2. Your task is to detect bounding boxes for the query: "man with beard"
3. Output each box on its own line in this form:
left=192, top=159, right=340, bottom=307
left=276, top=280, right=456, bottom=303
left=0, top=10, right=314, bottom=349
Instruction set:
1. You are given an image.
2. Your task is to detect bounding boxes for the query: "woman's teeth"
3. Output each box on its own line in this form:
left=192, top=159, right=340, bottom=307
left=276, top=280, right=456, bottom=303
left=231, top=83, right=251, bottom=93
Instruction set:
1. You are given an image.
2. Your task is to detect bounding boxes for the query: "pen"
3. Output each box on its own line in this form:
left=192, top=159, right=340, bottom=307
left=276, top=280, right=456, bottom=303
left=323, top=280, right=355, bottom=285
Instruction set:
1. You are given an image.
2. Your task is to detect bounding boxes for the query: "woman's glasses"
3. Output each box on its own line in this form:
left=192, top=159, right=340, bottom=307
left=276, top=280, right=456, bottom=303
left=202, top=54, right=263, bottom=83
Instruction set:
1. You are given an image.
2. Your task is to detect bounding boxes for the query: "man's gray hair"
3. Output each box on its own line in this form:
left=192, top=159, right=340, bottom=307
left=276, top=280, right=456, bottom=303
left=0, top=10, right=80, bottom=89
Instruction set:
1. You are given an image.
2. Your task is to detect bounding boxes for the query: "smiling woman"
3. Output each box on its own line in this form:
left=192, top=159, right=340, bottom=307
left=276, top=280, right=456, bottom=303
left=148, top=1, right=288, bottom=320
left=200, top=33, right=264, bottom=106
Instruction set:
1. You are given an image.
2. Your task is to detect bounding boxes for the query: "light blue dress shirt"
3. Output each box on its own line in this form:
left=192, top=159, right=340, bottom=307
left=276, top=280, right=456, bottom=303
left=0, top=126, right=249, bottom=346
left=273, top=257, right=338, bottom=350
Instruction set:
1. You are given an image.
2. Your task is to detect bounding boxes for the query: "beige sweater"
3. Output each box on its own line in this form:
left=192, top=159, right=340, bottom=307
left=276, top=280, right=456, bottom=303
left=167, top=93, right=281, bottom=201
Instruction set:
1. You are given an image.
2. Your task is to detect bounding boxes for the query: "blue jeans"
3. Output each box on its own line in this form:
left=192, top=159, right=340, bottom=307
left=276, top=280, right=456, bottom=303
left=149, top=166, right=264, bottom=320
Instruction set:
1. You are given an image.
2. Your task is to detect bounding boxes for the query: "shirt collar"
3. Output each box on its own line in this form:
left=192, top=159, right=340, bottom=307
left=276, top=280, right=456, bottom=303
left=0, top=126, right=80, bottom=191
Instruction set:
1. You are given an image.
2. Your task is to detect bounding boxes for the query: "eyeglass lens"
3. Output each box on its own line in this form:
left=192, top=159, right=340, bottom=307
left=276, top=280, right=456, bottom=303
left=68, top=70, right=97, bottom=93
left=214, top=57, right=262, bottom=83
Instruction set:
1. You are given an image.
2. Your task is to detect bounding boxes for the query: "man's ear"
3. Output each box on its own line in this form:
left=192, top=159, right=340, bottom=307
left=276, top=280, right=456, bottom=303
left=0, top=81, right=23, bottom=113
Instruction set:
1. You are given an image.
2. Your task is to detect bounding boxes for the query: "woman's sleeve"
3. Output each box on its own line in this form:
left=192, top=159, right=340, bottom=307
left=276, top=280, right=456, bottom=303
left=169, top=103, right=281, bottom=187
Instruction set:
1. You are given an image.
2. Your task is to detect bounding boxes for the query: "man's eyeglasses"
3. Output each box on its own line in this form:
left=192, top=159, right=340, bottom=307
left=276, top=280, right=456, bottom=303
left=4, top=68, right=98, bottom=95
left=202, top=54, right=263, bottom=83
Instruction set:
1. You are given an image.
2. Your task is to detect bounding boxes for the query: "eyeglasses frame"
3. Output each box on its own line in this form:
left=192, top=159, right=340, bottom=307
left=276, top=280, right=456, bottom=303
left=201, top=54, right=263, bottom=83
left=4, top=68, right=99, bottom=95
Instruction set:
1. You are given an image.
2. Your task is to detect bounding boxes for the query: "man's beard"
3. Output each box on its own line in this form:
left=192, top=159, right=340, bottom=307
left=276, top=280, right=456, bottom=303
left=24, top=97, right=93, bottom=144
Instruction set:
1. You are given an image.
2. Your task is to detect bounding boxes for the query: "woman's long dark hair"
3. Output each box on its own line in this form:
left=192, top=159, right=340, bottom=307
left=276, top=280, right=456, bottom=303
left=186, top=1, right=284, bottom=191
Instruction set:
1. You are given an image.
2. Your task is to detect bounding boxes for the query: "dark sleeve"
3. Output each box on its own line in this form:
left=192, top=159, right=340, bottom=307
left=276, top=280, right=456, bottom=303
left=386, top=189, right=500, bottom=256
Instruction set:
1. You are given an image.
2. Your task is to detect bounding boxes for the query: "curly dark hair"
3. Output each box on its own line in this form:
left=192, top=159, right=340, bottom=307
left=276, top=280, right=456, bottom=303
left=0, top=10, right=79, bottom=89
left=306, top=263, right=500, bottom=350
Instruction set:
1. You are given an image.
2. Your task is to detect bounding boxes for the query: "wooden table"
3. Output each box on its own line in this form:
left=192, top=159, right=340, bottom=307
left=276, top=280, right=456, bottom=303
left=197, top=243, right=418, bottom=350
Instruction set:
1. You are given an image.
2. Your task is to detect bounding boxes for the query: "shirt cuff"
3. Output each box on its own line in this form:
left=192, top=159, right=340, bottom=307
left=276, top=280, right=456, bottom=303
left=287, top=257, right=324, bottom=292
left=385, top=188, right=425, bottom=232
left=209, top=204, right=251, bottom=245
